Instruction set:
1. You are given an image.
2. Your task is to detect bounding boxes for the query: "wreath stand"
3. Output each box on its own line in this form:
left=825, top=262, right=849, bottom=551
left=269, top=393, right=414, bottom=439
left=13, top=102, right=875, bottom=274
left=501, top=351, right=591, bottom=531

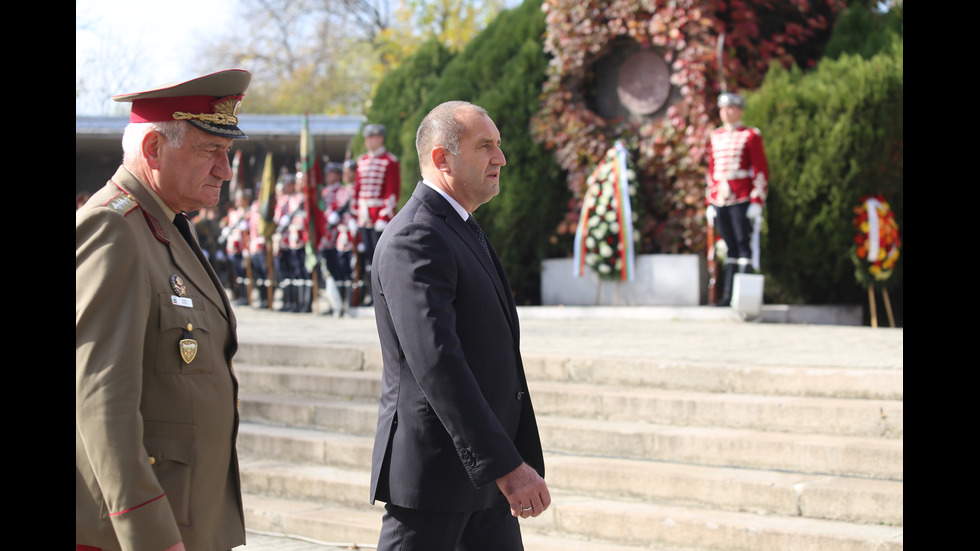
left=595, top=279, right=624, bottom=306
left=867, top=287, right=896, bottom=328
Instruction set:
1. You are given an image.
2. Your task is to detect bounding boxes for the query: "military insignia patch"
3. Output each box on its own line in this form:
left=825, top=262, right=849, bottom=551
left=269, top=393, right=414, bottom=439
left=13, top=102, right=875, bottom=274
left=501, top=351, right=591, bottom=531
left=180, top=323, right=197, bottom=364
left=180, top=338, right=198, bottom=364
left=170, top=274, right=187, bottom=297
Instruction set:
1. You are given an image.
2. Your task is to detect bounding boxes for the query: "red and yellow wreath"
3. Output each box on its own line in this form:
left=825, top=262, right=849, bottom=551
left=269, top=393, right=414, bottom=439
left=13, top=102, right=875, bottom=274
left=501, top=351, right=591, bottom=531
left=852, top=194, right=900, bottom=287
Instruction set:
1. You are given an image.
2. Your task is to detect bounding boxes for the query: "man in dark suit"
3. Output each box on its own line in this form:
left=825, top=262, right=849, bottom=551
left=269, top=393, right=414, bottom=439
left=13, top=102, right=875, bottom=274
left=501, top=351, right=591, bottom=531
left=370, top=101, right=550, bottom=550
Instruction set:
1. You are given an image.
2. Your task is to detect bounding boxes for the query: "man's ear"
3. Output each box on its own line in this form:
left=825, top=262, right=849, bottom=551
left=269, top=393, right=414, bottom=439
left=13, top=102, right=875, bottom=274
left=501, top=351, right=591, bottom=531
left=432, top=146, right=451, bottom=174
left=142, top=130, right=164, bottom=170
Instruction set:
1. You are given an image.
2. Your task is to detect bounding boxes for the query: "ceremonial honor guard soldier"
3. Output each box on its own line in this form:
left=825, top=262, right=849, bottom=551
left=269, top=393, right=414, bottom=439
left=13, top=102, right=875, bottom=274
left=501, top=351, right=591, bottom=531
left=353, top=123, right=400, bottom=303
left=705, top=91, right=769, bottom=306
left=76, top=69, right=251, bottom=551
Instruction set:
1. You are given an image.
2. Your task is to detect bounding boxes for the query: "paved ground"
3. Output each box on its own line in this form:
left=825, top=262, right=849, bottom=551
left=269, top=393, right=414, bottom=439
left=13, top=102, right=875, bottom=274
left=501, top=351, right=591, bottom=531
left=230, top=303, right=903, bottom=550
left=235, top=530, right=371, bottom=550
left=232, top=305, right=903, bottom=371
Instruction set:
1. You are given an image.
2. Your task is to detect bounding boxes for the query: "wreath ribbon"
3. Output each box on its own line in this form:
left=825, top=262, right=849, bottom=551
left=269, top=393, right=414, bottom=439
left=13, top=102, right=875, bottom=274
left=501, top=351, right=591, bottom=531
left=573, top=141, right=636, bottom=281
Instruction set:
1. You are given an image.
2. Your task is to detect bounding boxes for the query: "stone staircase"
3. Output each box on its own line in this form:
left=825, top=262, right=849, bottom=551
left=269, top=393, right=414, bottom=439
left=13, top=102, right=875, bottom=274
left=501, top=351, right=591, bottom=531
left=234, top=341, right=903, bottom=551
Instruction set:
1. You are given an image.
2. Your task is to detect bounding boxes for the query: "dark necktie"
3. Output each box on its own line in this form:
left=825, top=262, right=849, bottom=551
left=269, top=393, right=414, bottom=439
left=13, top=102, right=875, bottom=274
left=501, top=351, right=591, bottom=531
left=466, top=214, right=492, bottom=260
left=174, top=213, right=211, bottom=270
left=173, top=213, right=197, bottom=248
left=174, top=213, right=226, bottom=300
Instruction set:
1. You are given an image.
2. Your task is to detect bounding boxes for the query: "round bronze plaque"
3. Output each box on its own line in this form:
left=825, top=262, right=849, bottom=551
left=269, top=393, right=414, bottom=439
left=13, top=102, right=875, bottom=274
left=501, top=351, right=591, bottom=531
left=617, top=50, right=671, bottom=116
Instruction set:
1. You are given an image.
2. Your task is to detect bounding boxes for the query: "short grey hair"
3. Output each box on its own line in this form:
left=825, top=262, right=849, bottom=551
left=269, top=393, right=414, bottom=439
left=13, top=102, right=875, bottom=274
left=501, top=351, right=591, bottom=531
left=416, top=101, right=488, bottom=168
left=121, top=121, right=188, bottom=164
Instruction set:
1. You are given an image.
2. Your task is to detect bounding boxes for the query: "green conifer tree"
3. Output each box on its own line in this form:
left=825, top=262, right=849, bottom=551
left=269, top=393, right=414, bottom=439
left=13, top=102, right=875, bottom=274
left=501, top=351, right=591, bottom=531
left=747, top=39, right=902, bottom=320
left=355, top=38, right=456, bottom=180
left=372, top=0, right=568, bottom=304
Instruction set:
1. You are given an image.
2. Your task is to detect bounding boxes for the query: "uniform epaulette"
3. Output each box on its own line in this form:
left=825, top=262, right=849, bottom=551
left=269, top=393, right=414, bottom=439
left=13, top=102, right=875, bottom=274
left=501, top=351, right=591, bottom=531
left=104, top=191, right=139, bottom=216
left=106, top=180, right=172, bottom=245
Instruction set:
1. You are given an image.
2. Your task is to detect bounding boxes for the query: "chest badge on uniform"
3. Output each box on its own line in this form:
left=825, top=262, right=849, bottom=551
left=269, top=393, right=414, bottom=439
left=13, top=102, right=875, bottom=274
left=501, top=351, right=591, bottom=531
left=179, top=323, right=198, bottom=364
left=170, top=274, right=187, bottom=297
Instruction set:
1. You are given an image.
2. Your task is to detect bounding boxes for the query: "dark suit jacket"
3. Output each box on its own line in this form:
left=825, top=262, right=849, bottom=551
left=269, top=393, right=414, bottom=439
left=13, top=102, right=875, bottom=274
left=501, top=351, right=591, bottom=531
left=370, top=182, right=544, bottom=513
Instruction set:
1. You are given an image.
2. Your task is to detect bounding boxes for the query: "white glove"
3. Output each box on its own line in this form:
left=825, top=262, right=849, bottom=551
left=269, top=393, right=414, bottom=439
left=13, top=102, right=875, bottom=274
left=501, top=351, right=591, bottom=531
left=746, top=203, right=763, bottom=222
left=374, top=219, right=388, bottom=232
left=705, top=205, right=716, bottom=225
left=327, top=211, right=340, bottom=226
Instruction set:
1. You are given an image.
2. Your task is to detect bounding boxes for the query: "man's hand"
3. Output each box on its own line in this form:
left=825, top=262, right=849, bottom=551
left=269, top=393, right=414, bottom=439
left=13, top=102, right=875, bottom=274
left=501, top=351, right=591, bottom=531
left=496, top=462, right=551, bottom=518
left=162, top=542, right=186, bottom=551
left=705, top=205, right=716, bottom=227
left=746, top=203, right=763, bottom=222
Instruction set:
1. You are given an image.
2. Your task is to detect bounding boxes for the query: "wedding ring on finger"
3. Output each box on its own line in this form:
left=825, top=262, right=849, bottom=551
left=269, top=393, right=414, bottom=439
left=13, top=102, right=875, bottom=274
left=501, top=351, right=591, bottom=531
left=521, top=505, right=533, bottom=512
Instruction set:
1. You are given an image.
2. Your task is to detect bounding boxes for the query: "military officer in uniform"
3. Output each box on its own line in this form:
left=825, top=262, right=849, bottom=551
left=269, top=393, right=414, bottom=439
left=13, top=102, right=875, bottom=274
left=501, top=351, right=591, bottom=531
left=705, top=92, right=769, bottom=306
left=76, top=69, right=251, bottom=551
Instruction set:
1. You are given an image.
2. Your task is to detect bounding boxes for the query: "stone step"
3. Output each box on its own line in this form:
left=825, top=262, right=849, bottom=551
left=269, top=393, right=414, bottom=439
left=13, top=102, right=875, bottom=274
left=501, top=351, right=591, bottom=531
left=242, top=492, right=657, bottom=551
left=237, top=366, right=903, bottom=439
left=530, top=381, right=902, bottom=439
left=236, top=365, right=382, bottom=400
left=231, top=311, right=902, bottom=550
left=239, top=393, right=902, bottom=480
left=543, top=454, right=903, bottom=526
left=236, top=343, right=383, bottom=373
left=237, top=424, right=902, bottom=526
left=235, top=342, right=382, bottom=373
left=240, top=475, right=902, bottom=551
left=240, top=393, right=378, bottom=435
left=235, top=344, right=903, bottom=401
left=243, top=493, right=380, bottom=546
left=238, top=423, right=373, bottom=468
left=540, top=493, right=903, bottom=551
left=539, top=417, right=902, bottom=480
left=524, top=356, right=903, bottom=400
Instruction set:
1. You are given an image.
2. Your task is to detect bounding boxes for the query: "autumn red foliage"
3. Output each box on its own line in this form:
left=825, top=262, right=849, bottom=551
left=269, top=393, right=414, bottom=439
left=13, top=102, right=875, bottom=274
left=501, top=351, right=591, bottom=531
left=531, top=0, right=847, bottom=254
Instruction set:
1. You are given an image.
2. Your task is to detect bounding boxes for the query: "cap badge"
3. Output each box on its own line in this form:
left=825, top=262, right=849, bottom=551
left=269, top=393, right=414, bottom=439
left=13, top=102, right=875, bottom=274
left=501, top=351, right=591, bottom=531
left=173, top=94, right=243, bottom=126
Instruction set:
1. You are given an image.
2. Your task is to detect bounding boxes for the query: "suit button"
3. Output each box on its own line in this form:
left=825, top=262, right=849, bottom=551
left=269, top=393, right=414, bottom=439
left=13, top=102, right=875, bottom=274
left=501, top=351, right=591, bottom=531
left=148, top=456, right=156, bottom=465
left=516, top=391, right=525, bottom=401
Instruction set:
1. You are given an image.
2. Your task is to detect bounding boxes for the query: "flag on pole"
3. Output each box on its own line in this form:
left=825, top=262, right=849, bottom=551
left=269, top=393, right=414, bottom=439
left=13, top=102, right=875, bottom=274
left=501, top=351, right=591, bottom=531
left=258, top=151, right=276, bottom=241
left=300, top=113, right=325, bottom=273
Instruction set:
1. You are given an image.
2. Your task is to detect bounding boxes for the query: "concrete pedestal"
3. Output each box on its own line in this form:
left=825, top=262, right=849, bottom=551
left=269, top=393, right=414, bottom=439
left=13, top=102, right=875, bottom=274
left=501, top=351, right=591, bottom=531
left=732, top=273, right=766, bottom=317
left=541, top=255, right=701, bottom=306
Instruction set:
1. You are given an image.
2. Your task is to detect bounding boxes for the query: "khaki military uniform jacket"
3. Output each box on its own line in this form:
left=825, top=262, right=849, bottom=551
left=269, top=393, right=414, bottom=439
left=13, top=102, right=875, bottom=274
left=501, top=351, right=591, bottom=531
left=76, top=166, right=245, bottom=551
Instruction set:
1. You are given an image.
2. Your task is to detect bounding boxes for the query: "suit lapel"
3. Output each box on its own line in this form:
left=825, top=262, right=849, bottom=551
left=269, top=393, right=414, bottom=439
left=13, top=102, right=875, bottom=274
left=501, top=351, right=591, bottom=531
left=413, top=183, right=517, bottom=332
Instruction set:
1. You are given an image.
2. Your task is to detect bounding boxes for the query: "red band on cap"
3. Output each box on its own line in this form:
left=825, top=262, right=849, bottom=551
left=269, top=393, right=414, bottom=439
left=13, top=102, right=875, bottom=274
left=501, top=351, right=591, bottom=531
left=129, top=95, right=220, bottom=123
